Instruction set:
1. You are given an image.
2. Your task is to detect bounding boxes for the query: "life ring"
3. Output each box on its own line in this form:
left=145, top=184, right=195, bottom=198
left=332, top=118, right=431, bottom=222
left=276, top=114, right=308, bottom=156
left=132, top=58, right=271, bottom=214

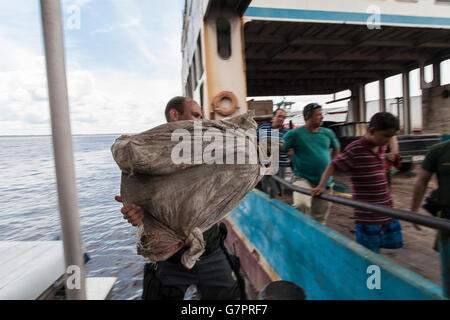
left=212, top=91, right=238, bottom=116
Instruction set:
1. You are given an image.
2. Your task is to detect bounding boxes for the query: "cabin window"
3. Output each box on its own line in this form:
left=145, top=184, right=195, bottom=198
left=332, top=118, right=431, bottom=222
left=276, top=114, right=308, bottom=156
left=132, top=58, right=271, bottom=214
left=190, top=63, right=197, bottom=90
left=195, top=35, right=204, bottom=80
left=216, top=18, right=231, bottom=59
left=186, top=73, right=193, bottom=98
left=199, top=83, right=204, bottom=115
left=424, top=64, right=434, bottom=83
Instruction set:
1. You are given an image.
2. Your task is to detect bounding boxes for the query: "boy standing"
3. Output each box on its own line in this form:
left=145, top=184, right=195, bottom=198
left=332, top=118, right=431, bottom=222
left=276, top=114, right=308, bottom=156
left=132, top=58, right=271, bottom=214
left=311, top=112, right=402, bottom=253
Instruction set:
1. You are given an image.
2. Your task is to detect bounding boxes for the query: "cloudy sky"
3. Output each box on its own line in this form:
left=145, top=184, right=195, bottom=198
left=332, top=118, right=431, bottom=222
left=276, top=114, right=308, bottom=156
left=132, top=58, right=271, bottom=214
left=0, top=1, right=448, bottom=135
left=0, top=0, right=185, bottom=135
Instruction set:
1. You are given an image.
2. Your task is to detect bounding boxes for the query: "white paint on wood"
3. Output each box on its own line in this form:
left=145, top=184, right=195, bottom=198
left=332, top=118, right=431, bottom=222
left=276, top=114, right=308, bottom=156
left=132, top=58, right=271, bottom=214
left=85, top=277, right=117, bottom=300
left=0, top=241, right=65, bottom=300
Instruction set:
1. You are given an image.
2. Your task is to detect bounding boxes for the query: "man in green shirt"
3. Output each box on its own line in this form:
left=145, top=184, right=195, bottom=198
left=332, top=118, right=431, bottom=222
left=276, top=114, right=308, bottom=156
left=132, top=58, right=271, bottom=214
left=411, top=140, right=450, bottom=220
left=411, top=140, right=450, bottom=289
left=281, top=103, right=340, bottom=224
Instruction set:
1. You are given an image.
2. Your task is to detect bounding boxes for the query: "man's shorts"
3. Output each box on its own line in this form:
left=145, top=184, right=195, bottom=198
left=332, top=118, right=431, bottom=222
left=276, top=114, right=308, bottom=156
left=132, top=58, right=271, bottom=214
left=356, top=219, right=403, bottom=253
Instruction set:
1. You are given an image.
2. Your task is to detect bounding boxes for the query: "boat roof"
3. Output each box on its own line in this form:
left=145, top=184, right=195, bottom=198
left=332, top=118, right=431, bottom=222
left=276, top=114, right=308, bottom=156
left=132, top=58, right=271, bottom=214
left=243, top=20, right=450, bottom=96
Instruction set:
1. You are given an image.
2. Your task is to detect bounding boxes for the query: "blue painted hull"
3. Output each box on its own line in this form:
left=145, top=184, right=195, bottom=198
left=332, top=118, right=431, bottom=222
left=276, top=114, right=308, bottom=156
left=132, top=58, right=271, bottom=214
left=230, top=190, right=445, bottom=300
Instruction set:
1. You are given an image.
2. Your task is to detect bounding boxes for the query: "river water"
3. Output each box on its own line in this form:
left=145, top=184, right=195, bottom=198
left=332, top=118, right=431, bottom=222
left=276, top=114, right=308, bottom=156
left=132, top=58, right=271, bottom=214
left=0, top=135, right=146, bottom=300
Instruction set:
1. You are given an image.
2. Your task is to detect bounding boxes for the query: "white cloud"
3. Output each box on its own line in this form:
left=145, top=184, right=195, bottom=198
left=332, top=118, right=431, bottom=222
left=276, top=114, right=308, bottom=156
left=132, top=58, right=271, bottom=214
left=64, top=0, right=92, bottom=8
left=90, top=17, right=142, bottom=35
left=0, top=1, right=183, bottom=136
left=0, top=35, right=177, bottom=135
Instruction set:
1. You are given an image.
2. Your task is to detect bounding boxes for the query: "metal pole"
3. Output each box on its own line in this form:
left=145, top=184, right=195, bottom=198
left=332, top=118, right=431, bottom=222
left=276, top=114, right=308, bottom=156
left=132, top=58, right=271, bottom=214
left=402, top=71, right=411, bottom=134
left=438, top=231, right=450, bottom=298
left=271, top=175, right=450, bottom=233
left=40, top=0, right=86, bottom=300
left=379, top=78, right=386, bottom=112
left=358, top=83, right=366, bottom=122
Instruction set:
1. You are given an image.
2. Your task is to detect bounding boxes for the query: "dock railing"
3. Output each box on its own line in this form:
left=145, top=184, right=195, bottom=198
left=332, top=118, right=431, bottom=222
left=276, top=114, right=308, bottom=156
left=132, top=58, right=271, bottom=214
left=269, top=174, right=450, bottom=298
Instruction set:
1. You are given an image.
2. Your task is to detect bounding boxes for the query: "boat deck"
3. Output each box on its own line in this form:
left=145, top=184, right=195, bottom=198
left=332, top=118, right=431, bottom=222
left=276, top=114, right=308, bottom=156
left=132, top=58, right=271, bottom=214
left=275, top=166, right=442, bottom=287
left=0, top=241, right=117, bottom=300
left=0, top=241, right=66, bottom=300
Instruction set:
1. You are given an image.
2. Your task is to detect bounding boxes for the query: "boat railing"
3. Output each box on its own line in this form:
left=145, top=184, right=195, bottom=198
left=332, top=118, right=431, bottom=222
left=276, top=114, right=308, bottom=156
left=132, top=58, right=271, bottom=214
left=269, top=174, right=450, bottom=297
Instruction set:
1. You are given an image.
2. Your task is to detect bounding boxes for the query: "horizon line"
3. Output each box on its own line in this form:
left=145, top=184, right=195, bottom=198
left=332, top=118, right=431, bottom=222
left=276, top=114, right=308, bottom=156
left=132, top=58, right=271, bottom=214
left=0, top=133, right=135, bottom=138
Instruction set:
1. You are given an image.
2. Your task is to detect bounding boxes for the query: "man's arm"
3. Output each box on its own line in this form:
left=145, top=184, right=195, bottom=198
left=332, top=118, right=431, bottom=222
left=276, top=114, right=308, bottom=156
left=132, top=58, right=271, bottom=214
left=328, top=129, right=341, bottom=160
left=389, top=136, right=399, bottom=154
left=411, top=169, right=433, bottom=212
left=410, top=169, right=433, bottom=231
left=331, top=146, right=341, bottom=160
left=280, top=130, right=293, bottom=153
left=386, top=136, right=399, bottom=163
left=311, top=163, right=336, bottom=197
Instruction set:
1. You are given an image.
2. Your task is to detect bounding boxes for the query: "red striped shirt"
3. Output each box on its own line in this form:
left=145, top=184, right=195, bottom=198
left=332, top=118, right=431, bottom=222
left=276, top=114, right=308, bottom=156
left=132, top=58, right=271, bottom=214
left=332, top=137, right=394, bottom=225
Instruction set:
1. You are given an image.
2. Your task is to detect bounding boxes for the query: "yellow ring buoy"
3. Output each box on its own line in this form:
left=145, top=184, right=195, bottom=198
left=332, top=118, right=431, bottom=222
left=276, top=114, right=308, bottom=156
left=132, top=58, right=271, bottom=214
left=212, top=91, right=238, bottom=116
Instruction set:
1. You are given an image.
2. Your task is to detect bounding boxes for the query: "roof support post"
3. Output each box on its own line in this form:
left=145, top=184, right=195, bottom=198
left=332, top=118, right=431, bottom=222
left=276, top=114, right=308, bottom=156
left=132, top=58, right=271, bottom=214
left=402, top=71, right=412, bottom=134
left=358, top=83, right=366, bottom=122
left=347, top=86, right=359, bottom=122
left=379, top=79, right=386, bottom=112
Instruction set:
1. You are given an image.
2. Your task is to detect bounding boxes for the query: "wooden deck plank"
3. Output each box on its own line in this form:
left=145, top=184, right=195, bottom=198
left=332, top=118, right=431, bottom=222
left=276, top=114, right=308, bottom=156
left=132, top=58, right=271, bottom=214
left=0, top=241, right=65, bottom=300
left=0, top=241, right=28, bottom=257
left=86, top=277, right=117, bottom=300
left=0, top=242, right=56, bottom=276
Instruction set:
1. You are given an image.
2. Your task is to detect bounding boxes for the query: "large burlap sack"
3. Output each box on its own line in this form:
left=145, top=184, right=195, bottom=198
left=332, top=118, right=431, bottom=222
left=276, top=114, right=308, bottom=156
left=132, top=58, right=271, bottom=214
left=111, top=111, right=264, bottom=268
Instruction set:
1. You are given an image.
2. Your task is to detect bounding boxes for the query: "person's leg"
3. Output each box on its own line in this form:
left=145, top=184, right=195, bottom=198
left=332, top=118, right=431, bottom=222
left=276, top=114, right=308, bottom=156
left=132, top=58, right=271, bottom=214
left=196, top=247, right=240, bottom=300
left=310, top=184, right=333, bottom=225
left=268, top=176, right=281, bottom=198
left=277, top=167, right=286, bottom=196
left=260, top=176, right=269, bottom=194
left=142, top=262, right=162, bottom=300
left=437, top=231, right=450, bottom=297
left=142, top=260, right=197, bottom=300
left=380, top=219, right=403, bottom=249
left=292, top=177, right=312, bottom=216
left=355, top=224, right=382, bottom=253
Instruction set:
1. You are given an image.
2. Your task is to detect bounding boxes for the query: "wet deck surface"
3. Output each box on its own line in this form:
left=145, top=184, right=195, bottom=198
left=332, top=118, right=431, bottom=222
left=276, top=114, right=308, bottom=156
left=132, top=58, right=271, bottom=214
left=276, top=166, right=442, bottom=287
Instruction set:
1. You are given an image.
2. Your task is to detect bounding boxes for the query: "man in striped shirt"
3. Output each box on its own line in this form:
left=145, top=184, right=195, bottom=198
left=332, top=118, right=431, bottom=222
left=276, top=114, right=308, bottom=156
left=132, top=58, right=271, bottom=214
left=257, top=108, right=290, bottom=198
left=312, top=112, right=403, bottom=253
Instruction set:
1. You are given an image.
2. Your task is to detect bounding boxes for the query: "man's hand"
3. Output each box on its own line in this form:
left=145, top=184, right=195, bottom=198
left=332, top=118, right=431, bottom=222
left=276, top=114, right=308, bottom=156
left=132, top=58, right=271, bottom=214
left=115, top=196, right=144, bottom=226
left=385, top=152, right=396, bottom=163
left=311, top=186, right=325, bottom=197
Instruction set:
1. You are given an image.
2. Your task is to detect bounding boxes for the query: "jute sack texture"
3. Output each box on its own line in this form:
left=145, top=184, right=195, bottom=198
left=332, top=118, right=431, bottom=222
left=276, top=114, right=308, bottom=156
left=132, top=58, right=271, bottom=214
left=111, top=111, right=263, bottom=268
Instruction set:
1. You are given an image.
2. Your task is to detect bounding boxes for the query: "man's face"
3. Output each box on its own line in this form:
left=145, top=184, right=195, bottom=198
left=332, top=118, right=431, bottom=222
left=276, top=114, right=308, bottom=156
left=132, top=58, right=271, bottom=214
left=367, top=128, right=397, bottom=146
left=272, top=110, right=286, bottom=129
left=306, top=108, right=323, bottom=128
left=170, top=99, right=203, bottom=121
